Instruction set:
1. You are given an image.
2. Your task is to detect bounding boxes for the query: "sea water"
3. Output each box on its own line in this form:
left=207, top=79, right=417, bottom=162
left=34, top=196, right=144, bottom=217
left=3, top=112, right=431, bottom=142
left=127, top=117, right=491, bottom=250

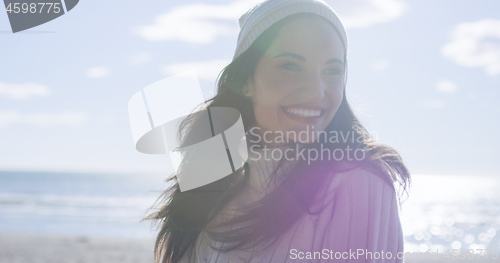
left=400, top=174, right=500, bottom=253
left=0, top=170, right=168, bottom=239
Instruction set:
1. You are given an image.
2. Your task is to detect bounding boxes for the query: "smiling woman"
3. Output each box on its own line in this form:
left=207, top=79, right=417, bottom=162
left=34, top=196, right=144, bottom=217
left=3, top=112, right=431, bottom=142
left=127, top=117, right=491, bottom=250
left=145, top=0, right=411, bottom=262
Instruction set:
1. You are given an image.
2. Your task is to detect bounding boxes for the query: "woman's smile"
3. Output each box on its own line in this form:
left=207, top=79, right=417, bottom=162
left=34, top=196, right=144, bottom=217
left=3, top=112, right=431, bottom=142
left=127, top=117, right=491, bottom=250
left=280, top=104, right=328, bottom=124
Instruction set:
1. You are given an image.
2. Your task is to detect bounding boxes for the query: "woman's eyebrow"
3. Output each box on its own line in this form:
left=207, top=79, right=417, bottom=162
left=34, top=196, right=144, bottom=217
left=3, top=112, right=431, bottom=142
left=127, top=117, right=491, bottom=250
left=273, top=52, right=344, bottom=64
left=273, top=52, right=305, bottom=61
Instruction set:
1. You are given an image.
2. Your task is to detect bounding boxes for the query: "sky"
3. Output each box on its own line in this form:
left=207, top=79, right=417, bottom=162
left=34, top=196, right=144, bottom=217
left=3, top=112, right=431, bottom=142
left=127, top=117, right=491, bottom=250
left=0, top=0, right=499, bottom=177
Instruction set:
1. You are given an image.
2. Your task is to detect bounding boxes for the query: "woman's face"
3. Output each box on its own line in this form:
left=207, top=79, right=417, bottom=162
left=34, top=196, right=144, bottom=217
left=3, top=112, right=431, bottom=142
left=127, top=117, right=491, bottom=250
left=245, top=16, right=345, bottom=146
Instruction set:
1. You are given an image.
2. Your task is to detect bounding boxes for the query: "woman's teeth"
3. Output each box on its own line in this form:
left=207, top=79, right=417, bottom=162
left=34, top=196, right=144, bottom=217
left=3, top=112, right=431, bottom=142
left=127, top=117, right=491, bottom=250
left=284, top=108, right=322, bottom=117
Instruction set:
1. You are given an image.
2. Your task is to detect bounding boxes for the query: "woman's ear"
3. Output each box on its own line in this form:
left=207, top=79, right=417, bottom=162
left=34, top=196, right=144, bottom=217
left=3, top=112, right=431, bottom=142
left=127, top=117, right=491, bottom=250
left=243, top=77, right=255, bottom=97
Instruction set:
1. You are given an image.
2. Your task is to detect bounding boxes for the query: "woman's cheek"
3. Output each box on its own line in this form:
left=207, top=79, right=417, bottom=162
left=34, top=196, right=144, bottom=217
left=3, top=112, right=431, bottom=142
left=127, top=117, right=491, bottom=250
left=280, top=73, right=300, bottom=89
left=254, top=104, right=281, bottom=131
left=266, top=70, right=296, bottom=92
left=329, top=79, right=343, bottom=100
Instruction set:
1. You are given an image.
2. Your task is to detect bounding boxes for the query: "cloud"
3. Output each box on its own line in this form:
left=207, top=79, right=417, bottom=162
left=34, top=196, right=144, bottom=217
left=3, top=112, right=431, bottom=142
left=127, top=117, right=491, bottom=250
left=134, top=0, right=260, bottom=43
left=135, top=0, right=407, bottom=43
left=129, top=52, right=153, bottom=65
left=0, top=82, right=49, bottom=99
left=86, top=67, right=110, bottom=79
left=372, top=59, right=389, bottom=72
left=422, top=99, right=445, bottom=109
left=0, top=110, right=87, bottom=127
left=435, top=80, right=457, bottom=93
left=442, top=19, right=500, bottom=76
left=162, top=59, right=232, bottom=81
left=326, top=0, right=408, bottom=28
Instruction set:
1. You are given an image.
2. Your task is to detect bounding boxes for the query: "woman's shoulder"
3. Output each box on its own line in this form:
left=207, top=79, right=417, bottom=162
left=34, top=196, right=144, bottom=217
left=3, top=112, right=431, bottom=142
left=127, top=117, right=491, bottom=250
left=328, top=159, right=395, bottom=189
left=337, top=166, right=393, bottom=187
left=313, top=160, right=397, bottom=208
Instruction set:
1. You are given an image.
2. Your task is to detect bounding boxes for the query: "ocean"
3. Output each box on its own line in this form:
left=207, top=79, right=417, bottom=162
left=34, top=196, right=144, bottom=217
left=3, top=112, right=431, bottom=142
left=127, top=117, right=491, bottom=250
left=0, top=170, right=167, bottom=239
left=0, top=171, right=499, bottom=253
left=400, top=174, right=500, bottom=253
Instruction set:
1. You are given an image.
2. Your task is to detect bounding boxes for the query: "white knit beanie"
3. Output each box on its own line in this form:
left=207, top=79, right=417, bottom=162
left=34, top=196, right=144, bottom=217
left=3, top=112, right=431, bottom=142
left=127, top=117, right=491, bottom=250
left=233, top=0, right=348, bottom=60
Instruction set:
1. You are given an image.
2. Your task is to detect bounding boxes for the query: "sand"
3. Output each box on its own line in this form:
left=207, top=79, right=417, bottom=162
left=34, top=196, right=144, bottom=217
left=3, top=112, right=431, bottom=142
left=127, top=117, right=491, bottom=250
left=0, top=233, right=156, bottom=263
left=1, top=233, right=498, bottom=263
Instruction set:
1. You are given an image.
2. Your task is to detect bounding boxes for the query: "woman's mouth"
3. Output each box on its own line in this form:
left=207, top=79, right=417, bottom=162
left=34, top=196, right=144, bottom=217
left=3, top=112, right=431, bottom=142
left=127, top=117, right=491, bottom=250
left=280, top=105, right=327, bottom=123
left=283, top=108, right=322, bottom=117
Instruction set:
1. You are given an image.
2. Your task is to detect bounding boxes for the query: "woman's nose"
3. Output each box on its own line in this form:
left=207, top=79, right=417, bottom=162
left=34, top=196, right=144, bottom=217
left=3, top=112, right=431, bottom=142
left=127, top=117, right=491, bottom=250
left=300, top=72, right=326, bottom=101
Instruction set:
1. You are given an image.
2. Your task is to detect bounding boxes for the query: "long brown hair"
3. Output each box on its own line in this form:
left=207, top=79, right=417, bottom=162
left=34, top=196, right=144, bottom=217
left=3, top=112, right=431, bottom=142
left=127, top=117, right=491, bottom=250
left=144, top=13, right=411, bottom=263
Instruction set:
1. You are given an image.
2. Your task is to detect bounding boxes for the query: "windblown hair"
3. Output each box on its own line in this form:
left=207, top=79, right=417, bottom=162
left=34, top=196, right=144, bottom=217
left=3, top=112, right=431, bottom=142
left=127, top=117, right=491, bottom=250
left=144, top=13, right=411, bottom=263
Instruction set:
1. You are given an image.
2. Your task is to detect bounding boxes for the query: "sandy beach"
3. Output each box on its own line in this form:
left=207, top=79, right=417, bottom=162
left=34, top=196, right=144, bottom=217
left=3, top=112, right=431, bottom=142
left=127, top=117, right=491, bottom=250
left=0, top=233, right=156, bottom=263
left=1, top=232, right=498, bottom=263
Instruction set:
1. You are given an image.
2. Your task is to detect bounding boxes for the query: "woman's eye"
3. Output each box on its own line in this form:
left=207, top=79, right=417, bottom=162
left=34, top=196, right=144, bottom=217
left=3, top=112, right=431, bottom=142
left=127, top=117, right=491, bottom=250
left=280, top=62, right=300, bottom=72
left=325, top=68, right=342, bottom=75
